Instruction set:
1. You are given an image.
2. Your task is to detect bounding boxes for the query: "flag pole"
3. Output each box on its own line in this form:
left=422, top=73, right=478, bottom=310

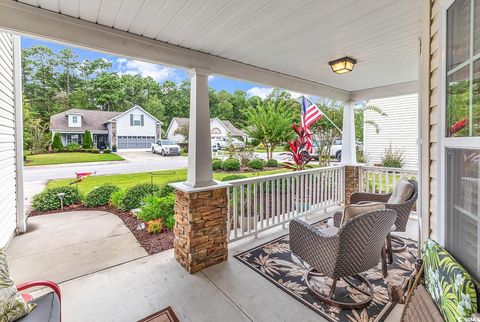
left=303, top=95, right=343, bottom=133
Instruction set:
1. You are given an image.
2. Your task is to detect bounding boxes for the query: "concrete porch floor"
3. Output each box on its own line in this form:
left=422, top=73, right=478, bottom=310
left=7, top=207, right=419, bottom=322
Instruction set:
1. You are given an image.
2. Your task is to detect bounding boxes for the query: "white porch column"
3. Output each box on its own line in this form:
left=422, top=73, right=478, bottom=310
left=185, top=68, right=216, bottom=188
left=341, top=101, right=356, bottom=165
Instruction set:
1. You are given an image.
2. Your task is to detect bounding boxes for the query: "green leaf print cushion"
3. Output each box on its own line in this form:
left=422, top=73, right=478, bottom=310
left=0, top=248, right=35, bottom=322
left=422, top=239, right=477, bottom=322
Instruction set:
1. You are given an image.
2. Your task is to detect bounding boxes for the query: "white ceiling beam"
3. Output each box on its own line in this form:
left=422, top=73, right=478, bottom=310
left=0, top=0, right=351, bottom=102
left=349, top=80, right=418, bottom=101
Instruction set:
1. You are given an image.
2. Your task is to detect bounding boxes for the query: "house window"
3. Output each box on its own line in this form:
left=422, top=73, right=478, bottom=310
left=132, top=114, right=142, bottom=126
left=72, top=115, right=78, bottom=124
left=444, top=0, right=480, bottom=279
left=66, top=134, right=82, bottom=145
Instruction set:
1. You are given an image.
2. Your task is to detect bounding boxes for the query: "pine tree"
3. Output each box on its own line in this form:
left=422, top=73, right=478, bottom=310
left=83, top=130, right=93, bottom=149
left=51, top=132, right=63, bottom=151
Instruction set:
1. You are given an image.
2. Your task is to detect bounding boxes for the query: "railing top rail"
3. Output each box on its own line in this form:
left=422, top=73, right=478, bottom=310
left=358, top=165, right=418, bottom=173
left=225, top=165, right=345, bottom=186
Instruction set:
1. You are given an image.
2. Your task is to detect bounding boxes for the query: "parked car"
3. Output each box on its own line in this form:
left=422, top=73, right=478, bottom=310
left=151, top=139, right=181, bottom=156
left=329, top=139, right=364, bottom=161
left=230, top=138, right=245, bottom=149
left=211, top=139, right=219, bottom=152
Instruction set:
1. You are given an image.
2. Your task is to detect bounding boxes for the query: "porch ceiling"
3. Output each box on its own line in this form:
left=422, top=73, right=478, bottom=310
left=10, top=0, right=421, bottom=97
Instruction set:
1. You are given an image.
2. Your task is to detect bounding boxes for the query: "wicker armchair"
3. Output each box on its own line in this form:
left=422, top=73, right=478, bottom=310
left=289, top=209, right=397, bottom=309
left=334, top=179, right=417, bottom=252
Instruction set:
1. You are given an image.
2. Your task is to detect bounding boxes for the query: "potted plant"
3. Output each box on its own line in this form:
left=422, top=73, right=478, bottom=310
left=112, top=144, right=117, bottom=152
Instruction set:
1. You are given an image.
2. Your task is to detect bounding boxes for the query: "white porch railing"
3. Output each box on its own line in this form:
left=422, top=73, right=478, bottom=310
left=359, top=166, right=417, bottom=194
left=225, top=165, right=344, bottom=242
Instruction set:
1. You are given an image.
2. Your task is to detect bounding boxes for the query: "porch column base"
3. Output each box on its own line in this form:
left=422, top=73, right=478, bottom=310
left=344, top=165, right=361, bottom=205
left=171, top=182, right=230, bottom=273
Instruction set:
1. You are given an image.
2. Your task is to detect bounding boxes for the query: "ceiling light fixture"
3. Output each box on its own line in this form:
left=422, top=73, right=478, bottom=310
left=328, top=56, right=357, bottom=74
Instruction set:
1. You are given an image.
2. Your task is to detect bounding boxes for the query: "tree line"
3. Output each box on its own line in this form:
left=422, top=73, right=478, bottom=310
left=21, top=45, right=377, bottom=158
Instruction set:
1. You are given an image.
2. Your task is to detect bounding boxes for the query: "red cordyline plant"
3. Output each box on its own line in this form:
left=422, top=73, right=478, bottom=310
left=284, top=124, right=312, bottom=171
left=450, top=117, right=469, bottom=136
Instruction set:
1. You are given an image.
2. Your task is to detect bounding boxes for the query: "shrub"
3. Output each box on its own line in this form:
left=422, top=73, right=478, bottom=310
left=85, top=184, right=119, bottom=207
left=237, top=148, right=255, bottom=167
left=82, top=130, right=93, bottom=149
left=164, top=216, right=175, bottom=230
left=250, top=138, right=260, bottom=147
left=136, top=194, right=175, bottom=223
left=121, top=183, right=161, bottom=211
left=266, top=159, right=279, bottom=167
left=158, top=184, right=175, bottom=197
left=32, top=186, right=81, bottom=211
left=221, top=174, right=247, bottom=181
left=66, top=143, right=81, bottom=152
left=51, top=132, right=63, bottom=150
left=110, top=189, right=125, bottom=209
left=222, top=158, right=240, bottom=171
left=91, top=148, right=100, bottom=154
left=103, top=149, right=111, bottom=154
left=147, top=219, right=163, bottom=234
left=212, top=159, right=223, bottom=171
left=283, top=143, right=291, bottom=151
left=381, top=145, right=405, bottom=168
left=248, top=158, right=264, bottom=170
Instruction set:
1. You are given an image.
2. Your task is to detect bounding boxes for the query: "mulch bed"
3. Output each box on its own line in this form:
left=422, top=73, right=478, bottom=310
left=29, top=204, right=174, bottom=255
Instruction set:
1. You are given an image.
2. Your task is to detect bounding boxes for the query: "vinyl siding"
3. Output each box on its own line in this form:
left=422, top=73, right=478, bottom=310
left=0, top=32, right=17, bottom=247
left=364, top=94, right=418, bottom=169
left=429, top=0, right=439, bottom=240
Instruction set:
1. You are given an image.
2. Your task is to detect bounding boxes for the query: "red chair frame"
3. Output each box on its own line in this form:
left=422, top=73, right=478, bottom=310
left=16, top=280, right=61, bottom=322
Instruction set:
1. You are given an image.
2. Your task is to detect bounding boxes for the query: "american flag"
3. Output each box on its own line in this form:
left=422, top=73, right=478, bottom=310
left=301, top=96, right=323, bottom=152
left=301, top=96, right=323, bottom=129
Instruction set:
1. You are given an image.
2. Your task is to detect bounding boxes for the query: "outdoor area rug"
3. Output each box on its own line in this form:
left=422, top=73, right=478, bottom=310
left=137, top=306, right=179, bottom=322
left=234, top=218, right=418, bottom=322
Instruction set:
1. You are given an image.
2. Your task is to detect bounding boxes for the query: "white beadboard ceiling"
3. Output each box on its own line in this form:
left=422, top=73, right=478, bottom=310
left=16, top=0, right=422, bottom=92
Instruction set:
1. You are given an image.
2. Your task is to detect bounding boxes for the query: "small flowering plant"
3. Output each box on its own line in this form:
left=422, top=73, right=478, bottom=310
left=284, top=124, right=312, bottom=171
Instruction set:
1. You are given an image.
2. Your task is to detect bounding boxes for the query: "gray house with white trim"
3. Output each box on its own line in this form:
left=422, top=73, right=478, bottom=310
left=50, top=105, right=162, bottom=150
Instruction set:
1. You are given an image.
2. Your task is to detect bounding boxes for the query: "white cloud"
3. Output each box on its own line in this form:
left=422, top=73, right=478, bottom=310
left=246, top=86, right=274, bottom=98
left=208, top=75, right=215, bottom=81
left=246, top=86, right=304, bottom=100
left=115, top=58, right=179, bottom=83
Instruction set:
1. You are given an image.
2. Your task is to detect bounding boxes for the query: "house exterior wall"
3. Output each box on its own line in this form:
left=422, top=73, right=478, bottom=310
left=0, top=32, right=19, bottom=247
left=166, top=120, right=184, bottom=142
left=209, top=119, right=228, bottom=138
left=364, top=94, right=419, bottom=169
left=115, top=107, right=158, bottom=137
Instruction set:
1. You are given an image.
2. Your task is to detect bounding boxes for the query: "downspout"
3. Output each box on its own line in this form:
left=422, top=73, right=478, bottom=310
left=13, top=35, right=26, bottom=233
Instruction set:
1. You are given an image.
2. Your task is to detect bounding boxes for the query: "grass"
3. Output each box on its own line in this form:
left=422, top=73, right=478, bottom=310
left=46, top=168, right=290, bottom=195
left=25, top=152, right=124, bottom=166
left=254, top=146, right=286, bottom=153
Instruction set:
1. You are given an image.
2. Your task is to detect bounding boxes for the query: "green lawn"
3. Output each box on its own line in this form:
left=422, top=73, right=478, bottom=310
left=46, top=168, right=290, bottom=195
left=25, top=152, right=124, bottom=166
left=254, top=146, right=286, bottom=153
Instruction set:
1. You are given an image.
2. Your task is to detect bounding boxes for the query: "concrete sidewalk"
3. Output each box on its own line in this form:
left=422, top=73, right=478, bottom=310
left=6, top=211, right=148, bottom=284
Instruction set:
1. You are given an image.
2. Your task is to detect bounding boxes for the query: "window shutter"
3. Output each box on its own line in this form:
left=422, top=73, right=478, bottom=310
left=141, top=115, right=144, bottom=126
left=130, top=114, right=133, bottom=126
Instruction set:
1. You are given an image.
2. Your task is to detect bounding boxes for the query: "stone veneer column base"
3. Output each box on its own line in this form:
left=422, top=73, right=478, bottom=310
left=172, top=184, right=229, bottom=273
left=344, top=165, right=360, bottom=205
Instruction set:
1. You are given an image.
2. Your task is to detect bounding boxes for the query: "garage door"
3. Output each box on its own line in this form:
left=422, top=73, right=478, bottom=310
left=118, top=136, right=155, bottom=149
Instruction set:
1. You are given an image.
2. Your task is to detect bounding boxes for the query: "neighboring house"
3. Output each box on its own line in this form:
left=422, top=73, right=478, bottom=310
left=50, top=106, right=162, bottom=150
left=166, top=117, right=248, bottom=142
left=363, top=94, right=418, bottom=169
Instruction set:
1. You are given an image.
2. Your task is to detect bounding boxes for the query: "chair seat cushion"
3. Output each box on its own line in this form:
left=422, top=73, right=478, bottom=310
left=17, top=292, right=60, bottom=322
left=0, top=248, right=36, bottom=321
left=341, top=202, right=385, bottom=226
left=387, top=178, right=414, bottom=204
left=422, top=239, right=477, bottom=322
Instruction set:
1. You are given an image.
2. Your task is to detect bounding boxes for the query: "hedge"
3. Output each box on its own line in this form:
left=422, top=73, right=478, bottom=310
left=248, top=158, right=264, bottom=170
left=212, top=159, right=223, bottom=171
left=121, top=183, right=161, bottom=211
left=32, top=186, right=81, bottom=211
left=266, top=159, right=279, bottom=167
left=221, top=158, right=240, bottom=171
left=84, top=184, right=119, bottom=207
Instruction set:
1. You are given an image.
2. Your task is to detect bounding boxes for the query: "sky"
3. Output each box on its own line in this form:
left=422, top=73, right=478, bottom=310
left=21, top=36, right=305, bottom=100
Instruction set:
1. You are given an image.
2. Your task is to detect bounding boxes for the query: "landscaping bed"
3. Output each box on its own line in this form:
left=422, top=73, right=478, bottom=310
left=29, top=203, right=174, bottom=255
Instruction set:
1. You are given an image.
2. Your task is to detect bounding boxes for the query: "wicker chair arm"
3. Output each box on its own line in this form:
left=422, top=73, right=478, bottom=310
left=350, top=192, right=391, bottom=204
left=333, top=211, right=342, bottom=228
left=289, top=219, right=339, bottom=275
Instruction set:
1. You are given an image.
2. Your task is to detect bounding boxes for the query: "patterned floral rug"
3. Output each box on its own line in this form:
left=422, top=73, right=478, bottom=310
left=234, top=218, right=418, bottom=322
